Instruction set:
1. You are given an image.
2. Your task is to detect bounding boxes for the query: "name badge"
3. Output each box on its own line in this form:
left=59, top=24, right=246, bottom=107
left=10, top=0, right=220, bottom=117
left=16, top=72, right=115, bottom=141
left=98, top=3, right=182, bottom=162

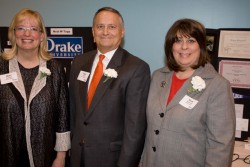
left=179, top=95, right=198, bottom=109
left=0, top=72, right=18, bottom=85
left=77, top=71, right=90, bottom=82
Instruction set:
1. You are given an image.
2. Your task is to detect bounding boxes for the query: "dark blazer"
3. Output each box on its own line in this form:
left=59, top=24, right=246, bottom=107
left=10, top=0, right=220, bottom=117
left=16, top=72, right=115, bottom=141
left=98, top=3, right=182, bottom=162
left=0, top=57, right=70, bottom=167
left=69, top=47, right=151, bottom=167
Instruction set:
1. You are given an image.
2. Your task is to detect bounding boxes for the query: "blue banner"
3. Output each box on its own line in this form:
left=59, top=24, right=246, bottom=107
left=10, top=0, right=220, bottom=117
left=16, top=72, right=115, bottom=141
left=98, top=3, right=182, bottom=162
left=233, top=93, right=250, bottom=99
left=47, top=37, right=83, bottom=58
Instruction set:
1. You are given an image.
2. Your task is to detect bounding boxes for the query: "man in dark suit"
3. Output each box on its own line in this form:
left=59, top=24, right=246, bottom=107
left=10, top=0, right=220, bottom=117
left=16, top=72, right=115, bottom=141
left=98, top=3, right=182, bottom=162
left=69, top=7, right=151, bottom=167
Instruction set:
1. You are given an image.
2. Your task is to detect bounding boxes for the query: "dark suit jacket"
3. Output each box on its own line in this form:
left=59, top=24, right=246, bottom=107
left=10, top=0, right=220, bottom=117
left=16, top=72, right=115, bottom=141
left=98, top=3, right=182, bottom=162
left=69, top=47, right=151, bottom=167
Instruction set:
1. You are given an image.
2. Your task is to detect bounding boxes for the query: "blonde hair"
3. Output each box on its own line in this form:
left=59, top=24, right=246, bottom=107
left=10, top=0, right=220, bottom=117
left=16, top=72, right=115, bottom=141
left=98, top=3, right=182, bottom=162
left=1, top=8, right=52, bottom=60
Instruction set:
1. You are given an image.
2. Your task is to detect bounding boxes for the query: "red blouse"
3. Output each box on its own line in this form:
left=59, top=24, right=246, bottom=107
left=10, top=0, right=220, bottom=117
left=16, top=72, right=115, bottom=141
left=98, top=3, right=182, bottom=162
left=167, top=72, right=188, bottom=105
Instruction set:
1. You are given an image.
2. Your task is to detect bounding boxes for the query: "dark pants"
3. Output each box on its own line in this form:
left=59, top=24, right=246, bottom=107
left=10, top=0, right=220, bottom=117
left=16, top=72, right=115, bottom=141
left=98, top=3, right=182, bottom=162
left=80, top=145, right=85, bottom=167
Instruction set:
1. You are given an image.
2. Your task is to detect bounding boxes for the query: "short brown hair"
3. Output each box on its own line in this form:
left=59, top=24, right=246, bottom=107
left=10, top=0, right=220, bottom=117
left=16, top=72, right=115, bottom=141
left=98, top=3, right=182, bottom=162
left=164, top=18, right=210, bottom=71
left=92, top=7, right=124, bottom=27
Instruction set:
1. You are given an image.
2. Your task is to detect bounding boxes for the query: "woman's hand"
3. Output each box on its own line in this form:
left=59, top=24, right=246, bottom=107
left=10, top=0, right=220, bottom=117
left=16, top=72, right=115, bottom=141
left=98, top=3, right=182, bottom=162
left=52, top=151, right=66, bottom=167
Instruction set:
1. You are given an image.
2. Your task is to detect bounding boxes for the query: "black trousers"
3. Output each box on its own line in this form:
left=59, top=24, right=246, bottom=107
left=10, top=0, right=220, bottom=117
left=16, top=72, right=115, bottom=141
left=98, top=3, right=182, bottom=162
left=80, top=145, right=85, bottom=167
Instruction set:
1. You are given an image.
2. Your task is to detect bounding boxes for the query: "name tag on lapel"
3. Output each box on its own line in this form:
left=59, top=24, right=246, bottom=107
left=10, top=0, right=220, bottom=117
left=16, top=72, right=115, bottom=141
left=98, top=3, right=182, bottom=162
left=0, top=72, right=18, bottom=85
left=179, top=95, right=198, bottom=109
left=77, top=71, right=90, bottom=82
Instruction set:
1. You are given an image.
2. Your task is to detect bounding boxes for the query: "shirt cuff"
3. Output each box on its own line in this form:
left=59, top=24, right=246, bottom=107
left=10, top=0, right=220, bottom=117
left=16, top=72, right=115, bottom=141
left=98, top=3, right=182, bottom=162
left=54, top=131, right=71, bottom=151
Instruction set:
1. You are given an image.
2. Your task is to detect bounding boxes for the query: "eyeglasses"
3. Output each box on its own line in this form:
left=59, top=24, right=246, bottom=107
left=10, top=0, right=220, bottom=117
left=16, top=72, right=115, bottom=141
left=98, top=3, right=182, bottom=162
left=232, top=153, right=250, bottom=164
left=14, top=26, right=42, bottom=34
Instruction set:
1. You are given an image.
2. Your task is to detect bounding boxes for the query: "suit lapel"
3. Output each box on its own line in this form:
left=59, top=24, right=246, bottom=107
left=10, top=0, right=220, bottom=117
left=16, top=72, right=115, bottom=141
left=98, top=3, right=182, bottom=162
left=86, top=48, right=124, bottom=117
left=78, top=53, right=96, bottom=115
left=159, top=70, right=172, bottom=112
left=158, top=64, right=215, bottom=114
left=166, top=65, right=208, bottom=111
left=9, top=57, right=47, bottom=103
left=166, top=77, right=191, bottom=111
left=9, top=57, right=26, bottom=101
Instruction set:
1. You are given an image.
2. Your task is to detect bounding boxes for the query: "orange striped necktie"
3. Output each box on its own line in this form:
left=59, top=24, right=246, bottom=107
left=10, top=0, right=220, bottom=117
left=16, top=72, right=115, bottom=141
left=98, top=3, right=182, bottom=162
left=87, top=54, right=105, bottom=109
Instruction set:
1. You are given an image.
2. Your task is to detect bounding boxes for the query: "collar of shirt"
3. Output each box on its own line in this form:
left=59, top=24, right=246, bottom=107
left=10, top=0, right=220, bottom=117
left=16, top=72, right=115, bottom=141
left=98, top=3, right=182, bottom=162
left=88, top=48, right=118, bottom=90
left=97, top=48, right=117, bottom=66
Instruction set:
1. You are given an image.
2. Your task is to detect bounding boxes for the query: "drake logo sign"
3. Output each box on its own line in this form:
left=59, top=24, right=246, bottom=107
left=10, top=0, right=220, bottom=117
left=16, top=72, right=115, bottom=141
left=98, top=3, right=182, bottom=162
left=47, top=37, right=83, bottom=58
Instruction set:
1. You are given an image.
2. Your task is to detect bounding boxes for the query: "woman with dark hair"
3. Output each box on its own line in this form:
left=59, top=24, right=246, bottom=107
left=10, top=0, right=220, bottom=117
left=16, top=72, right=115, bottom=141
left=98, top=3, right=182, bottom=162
left=140, top=18, right=235, bottom=167
left=0, top=8, right=70, bottom=167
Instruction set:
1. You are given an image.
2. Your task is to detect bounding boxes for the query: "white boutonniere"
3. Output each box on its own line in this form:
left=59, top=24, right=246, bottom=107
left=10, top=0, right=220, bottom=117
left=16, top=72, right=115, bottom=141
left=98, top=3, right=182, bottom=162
left=39, top=67, right=51, bottom=79
left=103, top=68, right=118, bottom=83
left=188, top=76, right=206, bottom=94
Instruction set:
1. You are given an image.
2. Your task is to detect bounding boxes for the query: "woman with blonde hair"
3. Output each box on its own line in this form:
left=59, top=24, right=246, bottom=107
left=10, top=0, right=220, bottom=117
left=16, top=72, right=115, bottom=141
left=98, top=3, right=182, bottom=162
left=0, top=8, right=70, bottom=167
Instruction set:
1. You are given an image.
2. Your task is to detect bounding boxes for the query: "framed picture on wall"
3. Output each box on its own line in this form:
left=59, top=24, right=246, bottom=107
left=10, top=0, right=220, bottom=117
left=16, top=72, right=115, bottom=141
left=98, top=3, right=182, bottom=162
left=218, top=29, right=250, bottom=59
left=216, top=28, right=250, bottom=142
left=206, top=28, right=219, bottom=71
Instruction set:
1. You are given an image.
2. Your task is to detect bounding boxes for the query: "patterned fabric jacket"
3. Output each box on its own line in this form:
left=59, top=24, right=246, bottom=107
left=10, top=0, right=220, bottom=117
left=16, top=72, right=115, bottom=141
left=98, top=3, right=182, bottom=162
left=0, top=56, right=70, bottom=167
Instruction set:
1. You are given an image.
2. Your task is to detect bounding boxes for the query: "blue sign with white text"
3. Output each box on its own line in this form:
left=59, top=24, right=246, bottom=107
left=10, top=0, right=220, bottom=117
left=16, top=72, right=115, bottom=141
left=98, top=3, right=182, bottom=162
left=47, top=37, right=83, bottom=58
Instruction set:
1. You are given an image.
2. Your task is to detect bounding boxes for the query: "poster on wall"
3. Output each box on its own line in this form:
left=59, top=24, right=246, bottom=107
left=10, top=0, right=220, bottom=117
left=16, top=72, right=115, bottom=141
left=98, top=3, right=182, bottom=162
left=0, top=27, right=96, bottom=81
left=46, top=27, right=96, bottom=81
left=216, top=28, right=250, bottom=141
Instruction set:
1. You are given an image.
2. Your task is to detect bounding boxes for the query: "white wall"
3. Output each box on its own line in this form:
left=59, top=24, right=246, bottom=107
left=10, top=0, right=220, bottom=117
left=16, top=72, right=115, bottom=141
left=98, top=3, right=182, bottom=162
left=1, top=0, right=250, bottom=72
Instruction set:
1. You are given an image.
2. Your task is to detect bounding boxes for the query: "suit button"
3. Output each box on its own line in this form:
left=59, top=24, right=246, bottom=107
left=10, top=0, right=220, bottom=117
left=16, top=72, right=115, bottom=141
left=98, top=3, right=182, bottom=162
left=154, top=130, right=159, bottom=135
left=79, top=139, right=85, bottom=146
left=159, top=113, right=164, bottom=117
left=152, top=146, right=156, bottom=152
left=84, top=122, right=88, bottom=125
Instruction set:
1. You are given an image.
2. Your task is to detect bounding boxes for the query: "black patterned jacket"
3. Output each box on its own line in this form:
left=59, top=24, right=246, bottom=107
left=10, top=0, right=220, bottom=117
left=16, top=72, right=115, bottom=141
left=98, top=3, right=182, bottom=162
left=0, top=56, right=70, bottom=167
